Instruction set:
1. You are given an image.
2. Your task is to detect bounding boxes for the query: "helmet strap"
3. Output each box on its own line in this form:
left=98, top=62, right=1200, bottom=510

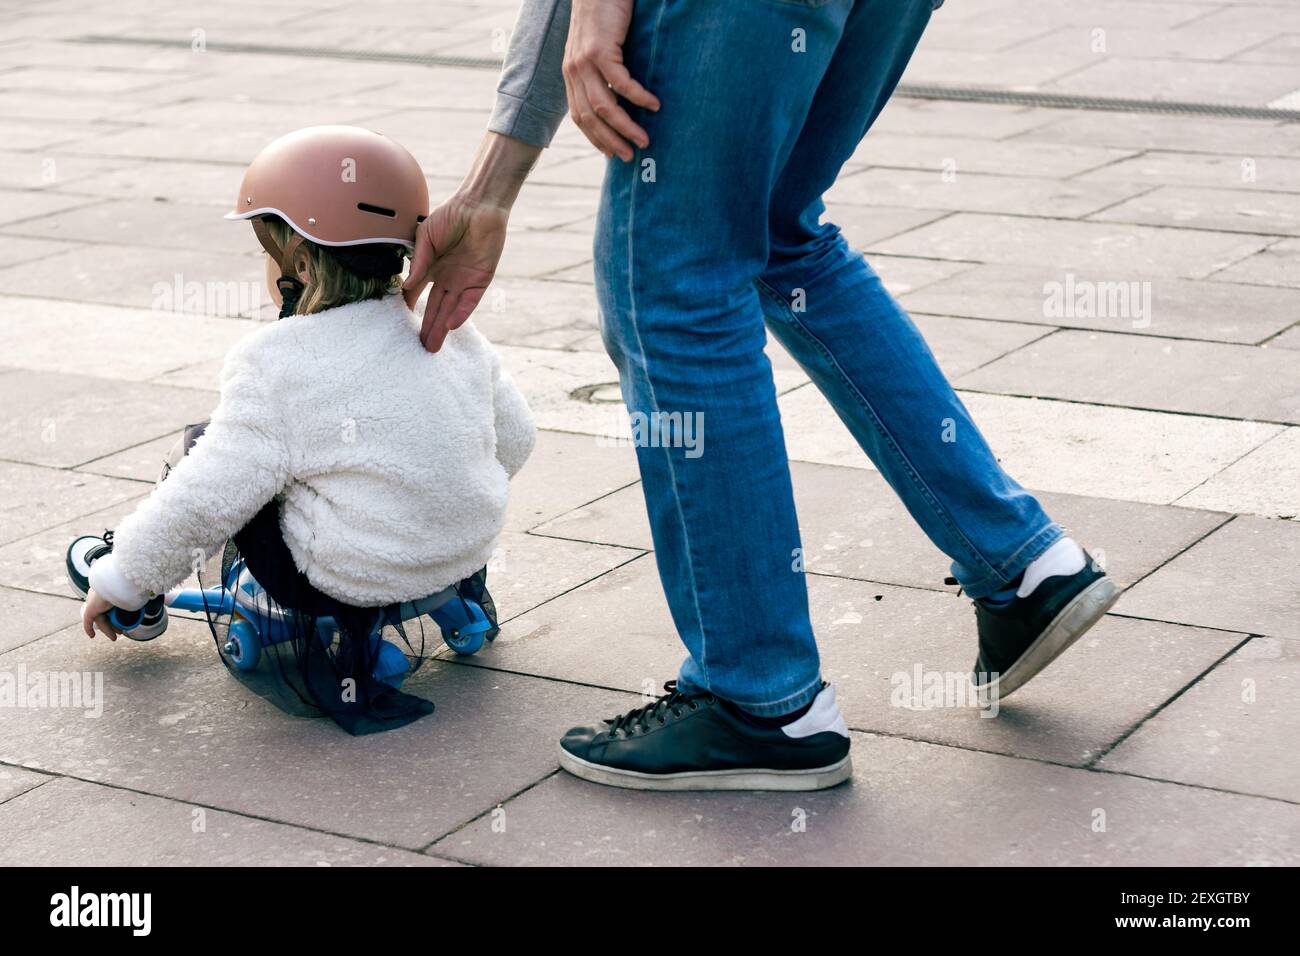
left=252, top=217, right=307, bottom=318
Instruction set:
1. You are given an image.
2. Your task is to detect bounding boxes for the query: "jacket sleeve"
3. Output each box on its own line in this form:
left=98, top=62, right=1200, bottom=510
left=487, top=0, right=571, bottom=148
left=89, top=342, right=291, bottom=611
left=492, top=360, right=537, bottom=478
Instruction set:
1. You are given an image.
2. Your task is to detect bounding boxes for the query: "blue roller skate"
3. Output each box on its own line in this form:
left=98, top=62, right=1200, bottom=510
left=66, top=532, right=169, bottom=640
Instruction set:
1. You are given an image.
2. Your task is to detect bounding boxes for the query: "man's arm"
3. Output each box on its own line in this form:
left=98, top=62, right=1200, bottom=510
left=403, top=132, right=541, bottom=352
left=488, top=0, right=572, bottom=148
left=405, top=0, right=658, bottom=351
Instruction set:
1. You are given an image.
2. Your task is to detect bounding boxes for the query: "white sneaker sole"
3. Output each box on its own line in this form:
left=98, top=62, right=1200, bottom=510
left=974, top=576, right=1121, bottom=703
left=557, top=745, right=853, bottom=792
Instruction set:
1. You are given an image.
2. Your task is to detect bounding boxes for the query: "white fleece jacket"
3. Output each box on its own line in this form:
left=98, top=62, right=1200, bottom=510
left=90, top=293, right=536, bottom=611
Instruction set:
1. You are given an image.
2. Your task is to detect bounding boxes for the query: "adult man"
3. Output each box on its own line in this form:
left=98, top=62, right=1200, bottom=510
left=406, top=0, right=1117, bottom=791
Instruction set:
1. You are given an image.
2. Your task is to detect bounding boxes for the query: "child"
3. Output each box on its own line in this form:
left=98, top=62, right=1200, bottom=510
left=71, top=126, right=536, bottom=733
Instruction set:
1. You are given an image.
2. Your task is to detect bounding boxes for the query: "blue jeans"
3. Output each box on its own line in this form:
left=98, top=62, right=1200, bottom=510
left=593, top=0, right=1060, bottom=716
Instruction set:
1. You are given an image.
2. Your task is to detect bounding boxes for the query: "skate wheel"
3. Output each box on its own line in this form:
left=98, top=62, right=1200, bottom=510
left=442, top=626, right=485, bottom=656
left=223, top=618, right=262, bottom=671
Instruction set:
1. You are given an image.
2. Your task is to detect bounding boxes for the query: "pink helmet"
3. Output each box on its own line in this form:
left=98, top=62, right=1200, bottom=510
left=226, top=125, right=429, bottom=312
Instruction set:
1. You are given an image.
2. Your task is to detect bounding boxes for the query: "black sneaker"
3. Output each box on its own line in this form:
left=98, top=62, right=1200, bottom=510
left=971, top=550, right=1120, bottom=702
left=557, top=681, right=852, bottom=791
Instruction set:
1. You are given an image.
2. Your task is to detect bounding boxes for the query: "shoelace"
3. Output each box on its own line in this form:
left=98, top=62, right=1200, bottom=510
left=102, top=529, right=115, bottom=549
left=606, top=681, right=713, bottom=736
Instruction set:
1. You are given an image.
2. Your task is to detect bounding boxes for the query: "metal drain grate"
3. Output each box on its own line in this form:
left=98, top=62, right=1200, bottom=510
left=896, top=83, right=1300, bottom=122
left=71, top=34, right=1300, bottom=122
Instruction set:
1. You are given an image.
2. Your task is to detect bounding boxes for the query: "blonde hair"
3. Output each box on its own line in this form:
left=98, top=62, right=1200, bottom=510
left=266, top=218, right=402, bottom=315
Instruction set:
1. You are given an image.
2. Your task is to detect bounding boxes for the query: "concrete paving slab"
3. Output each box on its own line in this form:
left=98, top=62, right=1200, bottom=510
left=1268, top=324, right=1300, bottom=349
left=0, top=777, right=449, bottom=866
left=957, top=329, right=1300, bottom=424
left=0, top=765, right=48, bottom=805
left=529, top=153, right=607, bottom=190
left=0, top=296, right=257, bottom=381
left=0, top=90, right=162, bottom=123
left=505, top=430, right=641, bottom=533
left=1091, top=185, right=1300, bottom=237
left=0, top=460, right=145, bottom=545
left=278, top=65, right=500, bottom=114
left=822, top=203, right=948, bottom=246
left=1235, top=33, right=1300, bottom=66
left=0, top=244, right=265, bottom=313
left=148, top=357, right=225, bottom=392
left=919, top=14, right=1075, bottom=54
left=0, top=64, right=169, bottom=96
left=145, top=62, right=418, bottom=107
left=5, top=196, right=253, bottom=256
left=1210, top=237, right=1300, bottom=287
left=867, top=100, right=1059, bottom=141
left=0, top=150, right=131, bottom=191
left=472, top=277, right=600, bottom=352
left=864, top=255, right=977, bottom=297
left=871, top=213, right=1273, bottom=279
left=899, top=262, right=1300, bottom=343
left=73, top=434, right=175, bottom=483
left=0, top=619, right=637, bottom=850
left=0, top=497, right=148, bottom=596
left=1013, top=110, right=1300, bottom=158
left=430, top=731, right=1299, bottom=866
left=505, top=183, right=599, bottom=232
left=1008, top=24, right=1272, bottom=61
left=778, top=385, right=1279, bottom=504
left=500, top=344, right=808, bottom=441
left=957, top=0, right=1218, bottom=32
left=0, top=586, right=80, bottom=655
left=1045, top=57, right=1300, bottom=107
left=0, top=370, right=217, bottom=468
left=0, top=39, right=200, bottom=73
left=497, top=230, right=594, bottom=279
left=52, top=113, right=374, bottom=165
left=1117, top=516, right=1300, bottom=637
left=0, top=236, right=78, bottom=270
left=0, top=189, right=102, bottom=227
left=532, top=459, right=1229, bottom=593
left=1193, top=4, right=1300, bottom=36
left=1078, top=151, right=1300, bottom=194
left=490, top=530, right=643, bottom=623
left=1177, top=427, right=1300, bottom=518
left=849, top=134, right=1136, bottom=180
left=901, top=45, right=1103, bottom=91
left=37, top=159, right=240, bottom=207
left=908, top=314, right=1053, bottom=379
left=349, top=108, right=512, bottom=181
left=1100, top=637, right=1300, bottom=803
left=827, top=167, right=1143, bottom=219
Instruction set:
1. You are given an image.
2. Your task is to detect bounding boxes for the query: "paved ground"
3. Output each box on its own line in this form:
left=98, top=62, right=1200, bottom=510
left=1, top=0, right=1298, bottom=865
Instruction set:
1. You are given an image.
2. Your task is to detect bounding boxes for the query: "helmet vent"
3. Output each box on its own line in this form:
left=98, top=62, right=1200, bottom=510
left=357, top=202, right=397, bottom=218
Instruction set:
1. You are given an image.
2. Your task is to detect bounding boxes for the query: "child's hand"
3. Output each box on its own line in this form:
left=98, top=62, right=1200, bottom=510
left=82, top=589, right=123, bottom=641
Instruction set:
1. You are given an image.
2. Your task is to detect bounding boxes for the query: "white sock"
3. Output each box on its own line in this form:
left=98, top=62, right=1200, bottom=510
left=1017, top=537, right=1086, bottom=598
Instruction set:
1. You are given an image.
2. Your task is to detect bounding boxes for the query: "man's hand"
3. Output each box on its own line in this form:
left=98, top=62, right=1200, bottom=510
left=403, top=132, right=542, bottom=352
left=404, top=196, right=509, bottom=352
left=563, top=0, right=659, bottom=161
left=82, top=589, right=122, bottom=641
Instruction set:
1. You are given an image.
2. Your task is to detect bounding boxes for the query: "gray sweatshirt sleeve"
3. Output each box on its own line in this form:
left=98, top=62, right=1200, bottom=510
left=487, top=0, right=571, bottom=148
